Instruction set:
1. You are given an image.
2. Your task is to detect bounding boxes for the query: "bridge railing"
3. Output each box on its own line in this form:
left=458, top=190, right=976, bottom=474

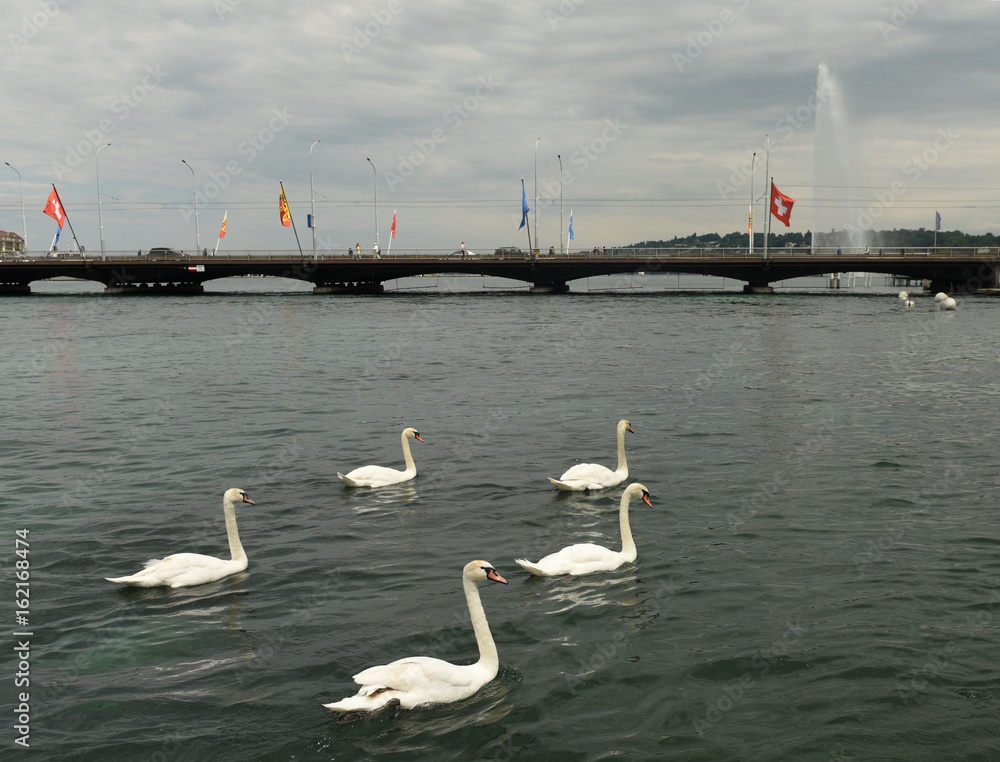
left=1, top=246, right=998, bottom=263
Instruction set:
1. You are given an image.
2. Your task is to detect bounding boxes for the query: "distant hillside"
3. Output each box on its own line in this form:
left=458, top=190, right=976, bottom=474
left=626, top=228, right=999, bottom=250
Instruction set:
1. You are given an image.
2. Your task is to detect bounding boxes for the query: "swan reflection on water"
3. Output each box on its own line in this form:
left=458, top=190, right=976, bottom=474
left=342, top=481, right=419, bottom=513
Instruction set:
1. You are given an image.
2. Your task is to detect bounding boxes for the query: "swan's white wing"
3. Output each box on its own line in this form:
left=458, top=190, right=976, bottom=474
left=106, top=552, right=243, bottom=588
left=339, top=465, right=409, bottom=487
left=550, top=462, right=625, bottom=491
left=354, top=656, right=477, bottom=693
left=516, top=543, right=624, bottom=576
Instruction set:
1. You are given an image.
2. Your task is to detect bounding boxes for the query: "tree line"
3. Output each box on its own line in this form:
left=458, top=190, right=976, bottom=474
left=627, top=228, right=999, bottom=250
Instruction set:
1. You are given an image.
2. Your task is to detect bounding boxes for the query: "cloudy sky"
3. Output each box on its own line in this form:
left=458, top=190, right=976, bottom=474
left=2, top=0, right=998, bottom=255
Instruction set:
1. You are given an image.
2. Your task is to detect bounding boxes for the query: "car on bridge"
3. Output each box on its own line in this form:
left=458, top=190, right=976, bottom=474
left=494, top=246, right=523, bottom=258
left=146, top=247, right=183, bottom=259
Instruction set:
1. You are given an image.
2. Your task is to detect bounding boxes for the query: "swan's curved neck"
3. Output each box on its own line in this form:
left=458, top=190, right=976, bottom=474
left=615, top=426, right=629, bottom=474
left=401, top=434, right=417, bottom=473
left=464, top=575, right=499, bottom=675
left=618, top=491, right=637, bottom=561
left=223, top=499, right=246, bottom=563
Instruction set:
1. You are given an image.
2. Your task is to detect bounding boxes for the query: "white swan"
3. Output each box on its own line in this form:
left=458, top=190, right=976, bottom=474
left=516, top=483, right=652, bottom=576
left=338, top=427, right=423, bottom=487
left=897, top=291, right=915, bottom=307
left=942, top=296, right=957, bottom=310
left=106, top=488, right=255, bottom=588
left=323, top=560, right=508, bottom=714
left=549, top=418, right=634, bottom=492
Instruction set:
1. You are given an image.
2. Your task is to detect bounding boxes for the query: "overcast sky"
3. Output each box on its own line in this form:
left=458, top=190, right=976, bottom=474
left=2, top=0, right=998, bottom=254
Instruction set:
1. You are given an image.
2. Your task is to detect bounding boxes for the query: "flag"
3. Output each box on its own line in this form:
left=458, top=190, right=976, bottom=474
left=748, top=208, right=753, bottom=235
left=935, top=211, right=941, bottom=231
left=519, top=183, right=529, bottom=230
left=770, top=182, right=795, bottom=227
left=219, top=211, right=228, bottom=238
left=569, top=210, right=574, bottom=240
left=279, top=186, right=291, bottom=227
left=43, top=187, right=66, bottom=228
left=390, top=210, right=396, bottom=239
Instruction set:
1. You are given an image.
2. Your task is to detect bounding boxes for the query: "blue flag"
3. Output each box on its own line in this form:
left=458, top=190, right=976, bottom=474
left=935, top=211, right=941, bottom=231
left=569, top=210, right=574, bottom=240
left=519, top=184, right=529, bottom=230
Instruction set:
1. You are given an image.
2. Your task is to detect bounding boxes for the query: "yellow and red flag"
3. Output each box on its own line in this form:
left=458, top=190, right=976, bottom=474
left=279, top=186, right=291, bottom=227
left=219, top=211, right=228, bottom=238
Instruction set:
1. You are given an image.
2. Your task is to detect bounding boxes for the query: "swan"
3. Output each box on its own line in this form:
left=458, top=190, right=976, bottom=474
left=323, top=560, right=508, bottom=714
left=942, top=296, right=957, bottom=310
left=516, top=483, right=652, bottom=576
left=338, top=427, right=423, bottom=487
left=549, top=418, right=634, bottom=492
left=898, top=291, right=915, bottom=307
left=106, top=488, right=255, bottom=588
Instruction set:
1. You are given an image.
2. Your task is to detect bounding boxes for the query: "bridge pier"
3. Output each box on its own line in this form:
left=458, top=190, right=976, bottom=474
left=743, top=284, right=774, bottom=294
left=104, top=282, right=204, bottom=295
left=0, top=284, right=30, bottom=295
left=529, top=281, right=569, bottom=294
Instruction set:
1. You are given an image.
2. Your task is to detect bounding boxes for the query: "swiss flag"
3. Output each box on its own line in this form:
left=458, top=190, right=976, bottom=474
left=43, top=187, right=66, bottom=228
left=770, top=182, right=795, bottom=227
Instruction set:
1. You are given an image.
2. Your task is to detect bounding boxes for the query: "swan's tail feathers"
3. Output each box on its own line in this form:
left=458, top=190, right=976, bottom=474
left=549, top=478, right=578, bottom=491
left=105, top=574, right=155, bottom=587
left=338, top=472, right=361, bottom=487
left=514, top=558, right=547, bottom=576
left=323, top=691, right=398, bottom=714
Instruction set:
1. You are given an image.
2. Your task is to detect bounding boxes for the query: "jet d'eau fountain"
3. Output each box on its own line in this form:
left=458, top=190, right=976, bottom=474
left=812, top=63, right=867, bottom=251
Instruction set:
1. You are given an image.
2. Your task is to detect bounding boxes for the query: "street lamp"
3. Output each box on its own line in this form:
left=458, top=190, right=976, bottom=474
left=533, top=138, right=539, bottom=254
left=96, top=143, right=111, bottom=257
left=310, top=140, right=321, bottom=255
left=558, top=154, right=563, bottom=256
left=366, top=157, right=379, bottom=251
left=181, top=159, right=201, bottom=253
left=4, top=162, right=26, bottom=253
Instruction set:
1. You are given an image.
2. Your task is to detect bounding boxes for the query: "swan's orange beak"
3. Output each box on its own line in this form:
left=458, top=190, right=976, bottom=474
left=642, top=493, right=652, bottom=508
left=486, top=568, right=508, bottom=585
left=414, top=433, right=424, bottom=442
left=242, top=494, right=255, bottom=505
left=627, top=423, right=635, bottom=434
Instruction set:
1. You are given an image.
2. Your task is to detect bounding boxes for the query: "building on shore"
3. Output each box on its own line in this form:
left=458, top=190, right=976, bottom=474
left=0, top=230, right=25, bottom=254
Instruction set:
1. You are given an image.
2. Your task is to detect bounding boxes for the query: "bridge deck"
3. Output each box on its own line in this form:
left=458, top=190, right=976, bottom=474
left=1, top=248, right=996, bottom=294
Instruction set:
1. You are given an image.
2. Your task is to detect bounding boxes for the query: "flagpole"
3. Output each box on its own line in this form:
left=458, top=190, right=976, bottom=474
left=749, top=152, right=755, bottom=256
left=280, top=181, right=304, bottom=256
left=213, top=210, right=227, bottom=255
left=521, top=179, right=532, bottom=254
left=763, top=135, right=770, bottom=261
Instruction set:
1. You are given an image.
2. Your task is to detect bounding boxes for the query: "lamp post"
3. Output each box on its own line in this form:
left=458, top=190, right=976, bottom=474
left=366, top=157, right=379, bottom=251
left=309, top=140, right=320, bottom=255
left=533, top=138, right=539, bottom=254
left=96, top=143, right=111, bottom=257
left=181, top=159, right=201, bottom=253
left=558, top=153, right=563, bottom=256
left=4, top=162, right=26, bottom=253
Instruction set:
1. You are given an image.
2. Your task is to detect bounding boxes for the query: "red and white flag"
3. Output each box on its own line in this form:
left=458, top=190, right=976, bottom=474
left=390, top=209, right=396, bottom=239
left=43, top=187, right=66, bottom=228
left=770, top=182, right=795, bottom=227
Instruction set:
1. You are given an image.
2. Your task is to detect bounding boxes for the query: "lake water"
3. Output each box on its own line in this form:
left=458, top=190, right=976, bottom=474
left=5, top=273, right=1000, bottom=761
